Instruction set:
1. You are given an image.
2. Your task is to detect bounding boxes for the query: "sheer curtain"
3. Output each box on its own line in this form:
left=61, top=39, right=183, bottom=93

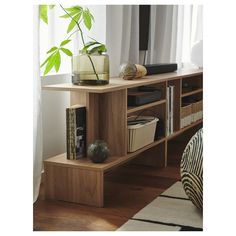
left=33, top=5, right=43, bottom=203
left=106, top=5, right=203, bottom=75
left=145, top=5, right=203, bottom=68
left=106, top=5, right=139, bottom=76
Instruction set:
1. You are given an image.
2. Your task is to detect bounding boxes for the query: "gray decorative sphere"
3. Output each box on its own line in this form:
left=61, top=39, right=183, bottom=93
left=87, top=140, right=109, bottom=163
left=180, top=128, right=203, bottom=210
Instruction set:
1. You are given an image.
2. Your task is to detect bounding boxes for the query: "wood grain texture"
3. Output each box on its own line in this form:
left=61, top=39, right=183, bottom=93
left=44, top=163, right=103, bottom=207
left=42, top=69, right=203, bottom=93
left=34, top=160, right=182, bottom=231
left=181, top=88, right=203, bottom=98
left=127, top=99, right=166, bottom=114
left=99, top=89, right=127, bottom=157
left=132, top=142, right=166, bottom=168
left=70, top=91, right=100, bottom=147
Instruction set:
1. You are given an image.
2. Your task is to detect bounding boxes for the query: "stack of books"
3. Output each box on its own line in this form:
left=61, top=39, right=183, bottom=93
left=166, top=85, right=175, bottom=136
left=66, top=105, right=86, bottom=160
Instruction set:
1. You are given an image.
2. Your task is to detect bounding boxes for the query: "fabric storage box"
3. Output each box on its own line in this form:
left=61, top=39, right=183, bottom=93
left=192, top=100, right=203, bottom=122
left=127, top=116, right=159, bottom=152
left=180, top=104, right=192, bottom=128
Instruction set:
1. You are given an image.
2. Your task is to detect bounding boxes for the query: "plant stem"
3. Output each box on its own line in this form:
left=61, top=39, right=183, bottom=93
left=66, top=29, right=80, bottom=40
left=60, top=5, right=100, bottom=80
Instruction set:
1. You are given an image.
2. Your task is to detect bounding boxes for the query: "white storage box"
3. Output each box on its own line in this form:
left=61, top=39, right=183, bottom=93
left=127, top=116, right=159, bottom=152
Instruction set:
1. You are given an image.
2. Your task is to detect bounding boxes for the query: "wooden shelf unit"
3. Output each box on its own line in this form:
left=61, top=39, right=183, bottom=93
left=181, top=88, right=203, bottom=98
left=43, top=68, right=203, bottom=207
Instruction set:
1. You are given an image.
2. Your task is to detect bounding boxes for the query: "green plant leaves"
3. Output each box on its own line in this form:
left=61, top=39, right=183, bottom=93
left=60, top=11, right=78, bottom=18
left=43, top=52, right=57, bottom=75
left=40, top=5, right=55, bottom=24
left=40, top=5, right=48, bottom=24
left=82, top=9, right=94, bottom=30
left=41, top=39, right=73, bottom=75
left=41, top=51, right=61, bottom=75
left=81, top=41, right=100, bottom=53
left=54, top=52, right=61, bottom=72
left=81, top=41, right=107, bottom=55
left=67, top=12, right=82, bottom=33
left=61, top=48, right=73, bottom=56
left=41, top=5, right=107, bottom=76
left=47, top=46, right=58, bottom=54
left=89, top=44, right=107, bottom=54
left=60, top=39, right=71, bottom=47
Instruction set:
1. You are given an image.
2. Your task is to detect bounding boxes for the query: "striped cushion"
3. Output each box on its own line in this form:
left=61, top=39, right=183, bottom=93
left=180, top=128, right=203, bottom=209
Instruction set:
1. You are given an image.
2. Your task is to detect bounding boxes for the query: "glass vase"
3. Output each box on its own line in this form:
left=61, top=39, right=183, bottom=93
left=72, top=52, right=109, bottom=85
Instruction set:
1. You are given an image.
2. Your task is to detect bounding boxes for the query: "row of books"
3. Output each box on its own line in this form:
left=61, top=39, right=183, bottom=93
left=66, top=105, right=86, bottom=160
left=166, top=85, right=175, bottom=136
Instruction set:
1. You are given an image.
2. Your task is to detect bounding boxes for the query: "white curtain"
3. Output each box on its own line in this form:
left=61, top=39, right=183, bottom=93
left=145, top=5, right=203, bottom=67
left=106, top=5, right=139, bottom=76
left=106, top=5, right=203, bottom=75
left=33, top=5, right=43, bottom=203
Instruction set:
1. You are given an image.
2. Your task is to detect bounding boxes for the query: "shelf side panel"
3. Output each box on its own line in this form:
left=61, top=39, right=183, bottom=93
left=99, top=89, right=127, bottom=157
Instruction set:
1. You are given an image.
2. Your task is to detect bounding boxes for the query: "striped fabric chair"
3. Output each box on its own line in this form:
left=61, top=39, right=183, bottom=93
left=180, top=128, right=203, bottom=210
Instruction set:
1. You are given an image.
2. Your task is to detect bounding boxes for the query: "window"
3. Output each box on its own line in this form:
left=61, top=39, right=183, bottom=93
left=39, top=5, right=106, bottom=75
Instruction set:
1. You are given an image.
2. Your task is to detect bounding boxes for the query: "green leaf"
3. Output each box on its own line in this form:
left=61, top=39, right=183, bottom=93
left=81, top=41, right=100, bottom=53
left=83, top=10, right=92, bottom=30
left=40, top=5, right=48, bottom=24
left=43, top=52, right=58, bottom=75
left=67, top=12, right=82, bottom=33
left=46, top=46, right=58, bottom=54
left=89, top=10, right=94, bottom=22
left=65, top=6, right=82, bottom=12
left=49, top=5, right=55, bottom=9
left=60, top=48, right=73, bottom=57
left=60, top=11, right=78, bottom=18
left=40, top=54, right=53, bottom=68
left=54, top=51, right=61, bottom=72
left=89, top=45, right=106, bottom=54
left=60, top=40, right=71, bottom=47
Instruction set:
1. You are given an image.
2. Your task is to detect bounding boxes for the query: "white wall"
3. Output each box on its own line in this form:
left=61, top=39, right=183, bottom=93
left=41, top=74, right=70, bottom=160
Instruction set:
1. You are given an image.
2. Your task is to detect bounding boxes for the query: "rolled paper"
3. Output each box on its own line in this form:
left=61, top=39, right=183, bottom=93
left=135, top=64, right=147, bottom=78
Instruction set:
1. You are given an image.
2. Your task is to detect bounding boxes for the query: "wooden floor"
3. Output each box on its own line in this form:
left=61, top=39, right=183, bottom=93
left=33, top=135, right=195, bottom=231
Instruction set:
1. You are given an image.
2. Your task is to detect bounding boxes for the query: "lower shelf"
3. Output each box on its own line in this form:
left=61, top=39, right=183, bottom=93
left=44, top=120, right=202, bottom=174
left=44, top=137, right=166, bottom=174
left=167, top=119, right=203, bottom=140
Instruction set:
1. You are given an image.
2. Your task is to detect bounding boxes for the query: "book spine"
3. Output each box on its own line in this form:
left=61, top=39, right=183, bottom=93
left=170, top=86, right=174, bottom=134
left=166, top=86, right=170, bottom=136
left=66, top=108, right=77, bottom=160
left=66, top=109, right=70, bottom=159
left=75, top=107, right=86, bottom=159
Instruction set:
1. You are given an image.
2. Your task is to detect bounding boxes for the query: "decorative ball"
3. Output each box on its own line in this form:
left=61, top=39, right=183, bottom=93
left=119, top=63, right=137, bottom=80
left=180, top=128, right=203, bottom=210
left=87, top=140, right=109, bottom=163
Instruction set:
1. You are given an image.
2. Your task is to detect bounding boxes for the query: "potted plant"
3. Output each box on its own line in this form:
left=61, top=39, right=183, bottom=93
left=40, top=5, right=109, bottom=85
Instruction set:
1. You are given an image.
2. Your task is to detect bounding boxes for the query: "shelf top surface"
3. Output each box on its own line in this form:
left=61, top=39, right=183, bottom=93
left=42, top=68, right=203, bottom=93
left=44, top=153, right=120, bottom=172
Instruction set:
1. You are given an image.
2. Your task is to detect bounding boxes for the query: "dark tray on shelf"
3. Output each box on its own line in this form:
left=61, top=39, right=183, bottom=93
left=128, top=89, right=162, bottom=106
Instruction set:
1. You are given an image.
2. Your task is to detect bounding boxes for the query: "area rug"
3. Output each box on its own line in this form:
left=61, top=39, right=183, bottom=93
left=117, top=181, right=203, bottom=231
